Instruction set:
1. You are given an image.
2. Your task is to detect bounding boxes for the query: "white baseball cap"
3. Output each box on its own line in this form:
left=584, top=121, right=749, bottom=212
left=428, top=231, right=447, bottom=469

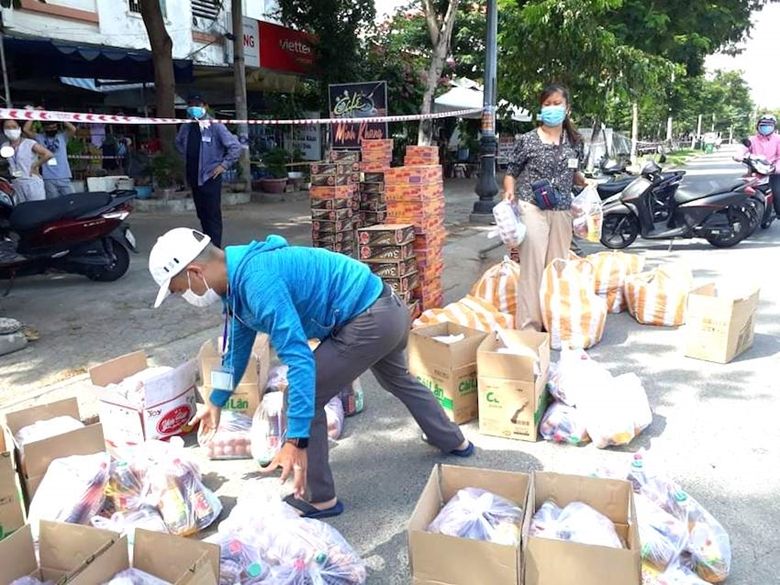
left=149, top=228, right=211, bottom=308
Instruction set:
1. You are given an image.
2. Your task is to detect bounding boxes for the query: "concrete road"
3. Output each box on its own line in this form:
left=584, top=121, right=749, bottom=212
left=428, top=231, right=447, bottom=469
left=1, top=147, right=778, bottom=583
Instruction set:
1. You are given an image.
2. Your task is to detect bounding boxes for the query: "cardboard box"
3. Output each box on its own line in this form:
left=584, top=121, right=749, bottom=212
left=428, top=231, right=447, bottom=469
left=311, top=207, right=353, bottom=221
left=90, top=353, right=197, bottom=450
left=309, top=185, right=357, bottom=199
left=4, top=398, right=105, bottom=502
left=0, top=427, right=24, bottom=540
left=684, top=284, right=760, bottom=363
left=385, top=165, right=443, bottom=185
left=328, top=150, right=360, bottom=163
left=357, top=223, right=415, bottom=246
left=408, top=323, right=488, bottom=424
left=359, top=162, right=389, bottom=173
left=312, top=219, right=354, bottom=234
left=408, top=464, right=530, bottom=585
left=477, top=331, right=550, bottom=442
left=360, top=182, right=385, bottom=194
left=525, top=472, right=641, bottom=585
left=366, top=257, right=419, bottom=279
left=310, top=197, right=351, bottom=210
left=0, top=521, right=119, bottom=584
left=362, top=171, right=385, bottom=183
left=198, top=334, right=270, bottom=415
left=359, top=242, right=415, bottom=261
left=310, top=173, right=359, bottom=187
left=69, top=529, right=220, bottom=585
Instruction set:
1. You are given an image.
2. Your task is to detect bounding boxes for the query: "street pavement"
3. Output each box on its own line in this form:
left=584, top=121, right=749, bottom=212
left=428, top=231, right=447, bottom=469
left=1, top=146, right=778, bottom=583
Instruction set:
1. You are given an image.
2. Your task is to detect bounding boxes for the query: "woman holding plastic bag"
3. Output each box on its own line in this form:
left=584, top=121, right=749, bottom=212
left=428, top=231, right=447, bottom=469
left=503, top=84, right=589, bottom=331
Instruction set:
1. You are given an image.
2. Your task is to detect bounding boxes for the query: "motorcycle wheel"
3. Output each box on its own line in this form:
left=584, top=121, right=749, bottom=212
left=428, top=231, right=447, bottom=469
left=705, top=206, right=752, bottom=248
left=600, top=213, right=639, bottom=249
left=87, top=239, right=130, bottom=282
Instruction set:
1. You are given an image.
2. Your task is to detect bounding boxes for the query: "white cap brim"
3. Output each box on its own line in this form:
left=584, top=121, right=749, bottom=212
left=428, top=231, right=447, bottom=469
left=154, top=278, right=173, bottom=308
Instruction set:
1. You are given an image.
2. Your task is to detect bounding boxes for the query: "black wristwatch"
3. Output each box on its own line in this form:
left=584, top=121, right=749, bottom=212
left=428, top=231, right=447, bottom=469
left=286, top=437, right=309, bottom=449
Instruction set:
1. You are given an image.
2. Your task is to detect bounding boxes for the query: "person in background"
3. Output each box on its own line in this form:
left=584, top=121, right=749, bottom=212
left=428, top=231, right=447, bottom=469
left=175, top=94, right=241, bottom=248
left=741, top=114, right=780, bottom=215
left=148, top=228, right=472, bottom=518
left=2, top=119, right=53, bottom=203
left=23, top=118, right=77, bottom=198
left=503, top=83, right=587, bottom=331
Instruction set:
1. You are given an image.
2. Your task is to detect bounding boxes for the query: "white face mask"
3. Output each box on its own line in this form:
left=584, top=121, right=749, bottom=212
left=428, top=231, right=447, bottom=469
left=183, top=272, right=221, bottom=308
left=4, top=129, right=21, bottom=141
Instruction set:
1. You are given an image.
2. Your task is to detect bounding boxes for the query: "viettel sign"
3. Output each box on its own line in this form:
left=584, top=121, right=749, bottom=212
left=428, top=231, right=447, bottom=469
left=259, top=21, right=316, bottom=75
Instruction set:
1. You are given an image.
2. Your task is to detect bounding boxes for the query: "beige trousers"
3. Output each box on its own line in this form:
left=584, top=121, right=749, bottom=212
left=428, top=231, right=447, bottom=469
left=516, top=202, right=573, bottom=331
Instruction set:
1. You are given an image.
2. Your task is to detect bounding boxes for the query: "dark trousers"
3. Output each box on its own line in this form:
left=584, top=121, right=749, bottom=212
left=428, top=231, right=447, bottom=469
left=771, top=175, right=780, bottom=215
left=192, top=176, right=223, bottom=248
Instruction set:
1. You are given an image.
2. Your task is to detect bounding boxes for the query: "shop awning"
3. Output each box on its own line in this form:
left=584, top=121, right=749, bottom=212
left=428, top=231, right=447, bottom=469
left=434, top=78, right=532, bottom=122
left=4, top=37, right=194, bottom=83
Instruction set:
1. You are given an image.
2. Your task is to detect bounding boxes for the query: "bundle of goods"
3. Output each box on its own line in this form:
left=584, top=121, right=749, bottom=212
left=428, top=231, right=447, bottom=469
left=570, top=186, right=604, bottom=243
left=103, top=366, right=174, bottom=408
left=266, top=365, right=289, bottom=393
left=625, top=263, right=693, bottom=327
left=359, top=160, right=388, bottom=229
left=102, top=569, right=172, bottom=585
left=541, top=348, right=652, bottom=449
left=384, top=164, right=446, bottom=311
left=413, top=294, right=515, bottom=332
left=325, top=396, right=345, bottom=440
left=198, top=410, right=253, bottom=460
left=530, top=500, right=625, bottom=549
left=310, top=154, right=361, bottom=256
left=250, top=391, right=287, bottom=467
left=91, top=506, right=169, bottom=539
left=588, top=251, right=645, bottom=313
left=14, top=415, right=84, bottom=454
left=27, top=452, right=111, bottom=538
left=404, top=145, right=439, bottom=166
left=540, top=257, right=608, bottom=350
left=491, top=200, right=526, bottom=248
left=206, top=531, right=269, bottom=585
left=10, top=579, right=54, bottom=585
left=427, top=487, right=523, bottom=546
left=470, top=257, right=521, bottom=317
left=339, top=379, right=365, bottom=417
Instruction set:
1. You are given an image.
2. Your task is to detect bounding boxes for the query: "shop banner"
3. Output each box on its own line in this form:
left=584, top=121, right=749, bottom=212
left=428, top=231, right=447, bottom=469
left=328, top=81, right=389, bottom=149
left=259, top=21, right=316, bottom=75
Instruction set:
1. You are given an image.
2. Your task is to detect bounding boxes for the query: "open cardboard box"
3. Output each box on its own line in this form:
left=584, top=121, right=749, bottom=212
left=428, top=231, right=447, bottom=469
left=0, top=521, right=119, bottom=584
left=198, top=334, right=270, bottom=416
left=0, top=426, right=24, bottom=539
left=90, top=352, right=198, bottom=451
left=69, top=528, right=220, bottom=585
left=477, top=330, right=550, bottom=442
left=524, top=472, right=641, bottom=585
left=408, top=322, right=488, bottom=424
left=684, top=283, right=760, bottom=363
left=408, top=463, right=531, bottom=585
left=3, top=397, right=105, bottom=503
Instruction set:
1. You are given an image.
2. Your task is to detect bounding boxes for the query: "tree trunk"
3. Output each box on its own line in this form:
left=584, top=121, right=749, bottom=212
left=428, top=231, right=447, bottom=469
left=417, top=0, right=460, bottom=146
left=232, top=0, right=251, bottom=190
left=630, top=101, right=639, bottom=166
left=140, top=0, right=176, bottom=150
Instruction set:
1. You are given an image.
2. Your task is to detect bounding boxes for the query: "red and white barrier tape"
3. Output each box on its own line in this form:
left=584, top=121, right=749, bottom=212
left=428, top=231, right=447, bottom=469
left=0, top=107, right=482, bottom=126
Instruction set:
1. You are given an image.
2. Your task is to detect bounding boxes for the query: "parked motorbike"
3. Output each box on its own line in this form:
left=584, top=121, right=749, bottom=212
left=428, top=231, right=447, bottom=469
left=597, top=163, right=685, bottom=222
left=600, top=160, right=754, bottom=249
left=0, top=157, right=138, bottom=285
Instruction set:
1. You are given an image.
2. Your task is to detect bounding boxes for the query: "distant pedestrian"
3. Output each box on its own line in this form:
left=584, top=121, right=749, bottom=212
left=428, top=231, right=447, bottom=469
left=175, top=94, right=241, bottom=248
left=23, top=118, right=76, bottom=198
left=2, top=119, right=53, bottom=203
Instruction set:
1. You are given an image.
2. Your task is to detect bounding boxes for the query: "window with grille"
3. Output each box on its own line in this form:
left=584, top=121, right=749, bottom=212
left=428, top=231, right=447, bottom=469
left=128, top=0, right=141, bottom=13
left=192, top=0, right=221, bottom=20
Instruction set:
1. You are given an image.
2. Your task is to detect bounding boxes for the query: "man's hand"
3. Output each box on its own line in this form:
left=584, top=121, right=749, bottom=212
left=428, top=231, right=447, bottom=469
left=190, top=402, right=222, bottom=443
left=263, top=441, right=308, bottom=499
left=212, top=164, right=226, bottom=179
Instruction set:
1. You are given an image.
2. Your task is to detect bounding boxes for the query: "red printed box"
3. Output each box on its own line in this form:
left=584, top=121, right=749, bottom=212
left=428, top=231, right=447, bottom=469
left=358, top=224, right=415, bottom=246
left=360, top=162, right=390, bottom=173
left=359, top=242, right=415, bottom=261
left=328, top=150, right=361, bottom=163
left=310, top=185, right=357, bottom=199
left=385, top=165, right=443, bottom=185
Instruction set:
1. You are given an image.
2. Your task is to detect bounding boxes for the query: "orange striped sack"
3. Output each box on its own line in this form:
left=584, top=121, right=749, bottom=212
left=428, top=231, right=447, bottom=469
left=413, top=294, right=515, bottom=332
left=625, top=264, right=694, bottom=326
left=470, top=257, right=521, bottom=317
left=540, top=258, right=608, bottom=350
left=589, top=251, right=645, bottom=313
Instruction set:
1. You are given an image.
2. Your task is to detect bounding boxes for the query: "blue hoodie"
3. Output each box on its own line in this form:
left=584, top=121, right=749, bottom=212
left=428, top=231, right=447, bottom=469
left=210, top=235, right=383, bottom=438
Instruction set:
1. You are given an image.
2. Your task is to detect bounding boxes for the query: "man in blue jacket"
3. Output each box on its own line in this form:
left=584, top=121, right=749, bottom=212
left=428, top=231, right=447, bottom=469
left=175, top=95, right=241, bottom=248
left=149, top=228, right=472, bottom=518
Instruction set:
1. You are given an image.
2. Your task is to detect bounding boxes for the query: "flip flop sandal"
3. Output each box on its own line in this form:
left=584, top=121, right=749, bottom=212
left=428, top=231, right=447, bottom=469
left=421, top=434, right=475, bottom=458
left=283, top=494, right=345, bottom=519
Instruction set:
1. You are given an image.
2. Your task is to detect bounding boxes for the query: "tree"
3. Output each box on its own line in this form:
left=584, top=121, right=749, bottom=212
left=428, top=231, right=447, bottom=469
left=231, top=0, right=250, bottom=188
left=139, top=0, right=176, bottom=147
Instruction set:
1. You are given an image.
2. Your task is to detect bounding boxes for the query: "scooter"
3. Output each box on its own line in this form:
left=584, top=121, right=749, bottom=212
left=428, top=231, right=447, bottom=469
left=0, top=168, right=138, bottom=286
left=600, top=160, right=754, bottom=249
left=736, top=140, right=775, bottom=232
left=596, top=161, right=686, bottom=222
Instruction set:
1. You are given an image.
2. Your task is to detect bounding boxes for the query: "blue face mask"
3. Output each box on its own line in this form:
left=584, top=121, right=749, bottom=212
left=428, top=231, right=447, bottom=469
left=187, top=106, right=206, bottom=120
left=758, top=124, right=775, bottom=136
left=540, top=105, right=567, bottom=127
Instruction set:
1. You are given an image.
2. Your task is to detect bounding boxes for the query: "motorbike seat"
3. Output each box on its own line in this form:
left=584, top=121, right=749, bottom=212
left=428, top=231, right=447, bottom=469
left=597, top=177, right=634, bottom=197
left=10, top=192, right=113, bottom=231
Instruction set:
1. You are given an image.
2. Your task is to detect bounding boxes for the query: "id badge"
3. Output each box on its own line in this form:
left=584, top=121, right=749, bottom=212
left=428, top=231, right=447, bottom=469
left=202, top=135, right=212, bottom=143
left=47, top=158, right=58, bottom=167
left=567, top=158, right=579, bottom=170
left=11, top=170, right=22, bottom=178
left=211, top=367, right=234, bottom=390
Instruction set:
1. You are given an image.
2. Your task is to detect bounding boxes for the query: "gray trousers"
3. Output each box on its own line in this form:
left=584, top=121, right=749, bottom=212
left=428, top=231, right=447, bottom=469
left=44, top=178, right=74, bottom=199
left=308, top=288, right=465, bottom=502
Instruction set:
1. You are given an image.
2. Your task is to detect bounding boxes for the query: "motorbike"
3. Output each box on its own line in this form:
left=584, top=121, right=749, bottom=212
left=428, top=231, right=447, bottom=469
left=0, top=169, right=138, bottom=286
left=596, top=163, right=686, bottom=222
left=736, top=139, right=776, bottom=233
left=600, top=160, right=754, bottom=250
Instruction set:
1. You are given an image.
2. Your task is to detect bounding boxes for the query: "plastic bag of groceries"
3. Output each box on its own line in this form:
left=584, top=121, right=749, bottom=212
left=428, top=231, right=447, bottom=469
left=427, top=487, right=523, bottom=546
left=14, top=415, right=84, bottom=453
left=218, top=478, right=299, bottom=537
left=27, top=452, right=110, bottom=538
left=199, top=410, right=253, bottom=460
left=251, top=391, right=287, bottom=467
left=529, top=501, right=562, bottom=539
left=539, top=402, right=590, bottom=445
left=535, top=501, right=624, bottom=549
left=10, top=578, right=55, bottom=585
left=205, top=530, right=269, bottom=585
left=634, top=493, right=689, bottom=572
left=571, top=186, right=604, bottom=243
left=491, top=200, right=526, bottom=247
left=91, top=507, right=169, bottom=540
left=325, top=395, right=345, bottom=440
left=642, top=561, right=711, bottom=585
left=102, top=568, right=172, bottom=585
left=265, top=365, right=289, bottom=393
left=547, top=348, right=612, bottom=407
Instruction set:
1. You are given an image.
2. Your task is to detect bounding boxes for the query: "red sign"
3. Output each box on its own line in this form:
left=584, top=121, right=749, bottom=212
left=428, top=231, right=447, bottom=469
left=259, top=21, right=316, bottom=75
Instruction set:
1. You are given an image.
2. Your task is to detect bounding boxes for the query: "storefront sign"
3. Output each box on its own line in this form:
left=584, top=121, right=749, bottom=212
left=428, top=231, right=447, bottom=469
left=287, top=112, right=322, bottom=161
left=243, top=18, right=260, bottom=68
left=259, top=21, right=316, bottom=75
left=328, top=81, right=389, bottom=149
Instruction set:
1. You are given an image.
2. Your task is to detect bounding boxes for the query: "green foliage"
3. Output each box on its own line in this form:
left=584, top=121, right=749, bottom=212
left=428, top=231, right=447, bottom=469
left=150, top=153, right=182, bottom=189
left=262, top=147, right=290, bottom=179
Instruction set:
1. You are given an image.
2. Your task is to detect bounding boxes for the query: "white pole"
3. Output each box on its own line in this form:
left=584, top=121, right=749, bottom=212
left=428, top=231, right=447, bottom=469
left=630, top=101, right=639, bottom=166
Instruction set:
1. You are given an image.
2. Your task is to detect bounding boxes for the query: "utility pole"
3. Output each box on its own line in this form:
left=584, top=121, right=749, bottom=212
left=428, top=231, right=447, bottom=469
left=665, top=71, right=674, bottom=143
left=0, top=15, right=12, bottom=107
left=630, top=102, right=639, bottom=167
left=470, top=0, right=498, bottom=222
left=232, top=0, right=251, bottom=190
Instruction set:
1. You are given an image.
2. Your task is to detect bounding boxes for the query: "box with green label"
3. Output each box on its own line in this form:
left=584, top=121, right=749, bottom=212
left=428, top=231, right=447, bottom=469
left=408, top=323, right=488, bottom=424
left=477, top=330, right=550, bottom=442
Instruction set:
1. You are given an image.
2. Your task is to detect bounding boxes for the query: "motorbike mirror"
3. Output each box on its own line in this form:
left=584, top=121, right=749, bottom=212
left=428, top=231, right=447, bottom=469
left=0, top=146, right=14, bottom=159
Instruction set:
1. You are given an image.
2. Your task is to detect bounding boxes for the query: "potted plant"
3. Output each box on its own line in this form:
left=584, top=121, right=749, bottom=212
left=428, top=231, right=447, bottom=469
left=258, top=148, right=289, bottom=193
left=151, top=153, right=182, bottom=199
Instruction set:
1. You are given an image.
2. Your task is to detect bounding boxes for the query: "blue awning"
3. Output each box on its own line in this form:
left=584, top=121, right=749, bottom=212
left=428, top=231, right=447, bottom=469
left=4, top=37, right=193, bottom=83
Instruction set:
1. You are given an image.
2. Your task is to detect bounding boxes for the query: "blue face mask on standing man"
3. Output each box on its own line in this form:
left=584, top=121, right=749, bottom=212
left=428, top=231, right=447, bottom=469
left=540, top=105, right=567, bottom=127
left=187, top=106, right=206, bottom=120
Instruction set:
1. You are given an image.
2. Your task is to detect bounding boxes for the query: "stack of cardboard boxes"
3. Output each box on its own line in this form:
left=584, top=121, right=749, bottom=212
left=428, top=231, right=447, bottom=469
left=310, top=152, right=361, bottom=256
left=404, top=145, right=440, bottom=166
left=385, top=162, right=446, bottom=311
